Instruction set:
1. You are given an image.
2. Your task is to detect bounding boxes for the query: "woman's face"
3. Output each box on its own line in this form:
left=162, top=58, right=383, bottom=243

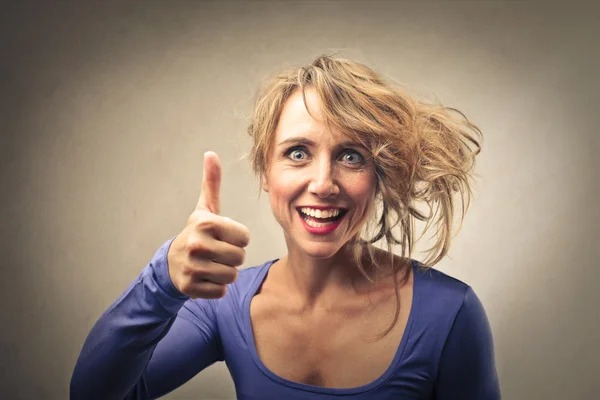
left=262, top=88, right=377, bottom=259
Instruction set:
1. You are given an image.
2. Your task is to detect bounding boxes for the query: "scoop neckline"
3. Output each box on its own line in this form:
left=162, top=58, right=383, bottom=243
left=242, top=258, right=420, bottom=395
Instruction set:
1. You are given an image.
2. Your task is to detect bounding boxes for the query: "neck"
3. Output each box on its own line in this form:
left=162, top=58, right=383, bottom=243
left=275, top=241, right=385, bottom=312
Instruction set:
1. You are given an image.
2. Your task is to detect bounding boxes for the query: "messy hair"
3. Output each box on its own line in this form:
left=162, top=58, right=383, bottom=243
left=246, top=54, right=482, bottom=340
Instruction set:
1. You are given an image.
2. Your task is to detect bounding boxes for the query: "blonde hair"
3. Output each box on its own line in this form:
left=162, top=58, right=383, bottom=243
left=246, top=54, right=482, bottom=340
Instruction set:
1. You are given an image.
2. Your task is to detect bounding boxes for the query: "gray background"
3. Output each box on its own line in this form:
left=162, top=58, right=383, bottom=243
left=1, top=1, right=598, bottom=399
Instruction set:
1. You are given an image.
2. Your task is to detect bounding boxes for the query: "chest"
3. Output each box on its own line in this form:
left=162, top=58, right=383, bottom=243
left=249, top=281, right=413, bottom=389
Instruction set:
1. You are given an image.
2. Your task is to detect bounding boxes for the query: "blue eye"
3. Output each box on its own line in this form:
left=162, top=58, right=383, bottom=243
left=341, top=150, right=364, bottom=165
left=287, top=148, right=308, bottom=161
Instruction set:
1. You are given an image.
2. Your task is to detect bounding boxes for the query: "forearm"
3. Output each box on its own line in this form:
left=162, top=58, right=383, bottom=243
left=70, top=238, right=188, bottom=399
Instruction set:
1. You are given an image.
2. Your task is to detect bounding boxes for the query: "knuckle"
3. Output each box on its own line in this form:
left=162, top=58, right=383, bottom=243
left=194, top=214, right=217, bottom=232
left=180, top=262, right=194, bottom=276
left=178, top=280, right=193, bottom=296
left=184, top=236, right=201, bottom=252
left=192, top=264, right=211, bottom=280
left=185, top=237, right=212, bottom=257
left=181, top=261, right=210, bottom=281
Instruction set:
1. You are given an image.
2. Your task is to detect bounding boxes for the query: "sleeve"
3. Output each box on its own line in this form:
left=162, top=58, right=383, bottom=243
left=433, top=286, right=501, bottom=400
left=70, top=237, right=224, bottom=400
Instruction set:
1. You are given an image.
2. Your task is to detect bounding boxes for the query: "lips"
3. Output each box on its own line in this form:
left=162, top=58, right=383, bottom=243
left=296, top=207, right=348, bottom=222
left=296, top=207, right=348, bottom=235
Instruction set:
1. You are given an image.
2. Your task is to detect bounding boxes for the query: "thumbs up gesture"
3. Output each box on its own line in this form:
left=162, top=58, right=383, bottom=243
left=167, top=152, right=251, bottom=299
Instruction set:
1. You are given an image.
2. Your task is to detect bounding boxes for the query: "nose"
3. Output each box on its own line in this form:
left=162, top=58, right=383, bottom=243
left=307, top=161, right=340, bottom=198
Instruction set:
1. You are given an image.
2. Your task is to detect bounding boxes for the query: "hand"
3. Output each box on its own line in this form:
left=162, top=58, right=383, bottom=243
left=167, top=152, right=251, bottom=299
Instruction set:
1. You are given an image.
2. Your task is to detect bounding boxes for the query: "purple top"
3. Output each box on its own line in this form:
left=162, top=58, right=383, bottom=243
left=71, top=237, right=501, bottom=399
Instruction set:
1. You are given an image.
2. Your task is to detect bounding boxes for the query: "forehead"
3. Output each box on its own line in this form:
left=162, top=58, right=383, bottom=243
left=274, top=88, right=348, bottom=145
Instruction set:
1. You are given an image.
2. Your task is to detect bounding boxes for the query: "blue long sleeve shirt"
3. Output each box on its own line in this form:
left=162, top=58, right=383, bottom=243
left=71, top=237, right=501, bottom=399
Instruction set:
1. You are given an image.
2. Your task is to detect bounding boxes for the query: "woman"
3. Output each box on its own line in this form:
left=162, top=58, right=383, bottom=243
left=71, top=55, right=501, bottom=399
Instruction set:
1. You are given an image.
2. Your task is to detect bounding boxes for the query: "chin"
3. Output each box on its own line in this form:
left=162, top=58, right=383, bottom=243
left=299, top=242, right=346, bottom=260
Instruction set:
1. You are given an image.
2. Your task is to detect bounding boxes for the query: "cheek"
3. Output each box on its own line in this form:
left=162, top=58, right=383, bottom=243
left=347, top=173, right=377, bottom=203
left=345, top=174, right=378, bottom=225
left=266, top=173, right=291, bottom=198
left=265, top=170, right=303, bottom=212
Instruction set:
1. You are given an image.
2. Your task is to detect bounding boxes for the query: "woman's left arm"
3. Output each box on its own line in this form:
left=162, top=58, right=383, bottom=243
left=433, top=286, right=501, bottom=399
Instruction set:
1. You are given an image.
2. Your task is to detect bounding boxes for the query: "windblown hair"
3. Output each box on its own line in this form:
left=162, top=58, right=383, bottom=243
left=246, top=54, right=482, bottom=340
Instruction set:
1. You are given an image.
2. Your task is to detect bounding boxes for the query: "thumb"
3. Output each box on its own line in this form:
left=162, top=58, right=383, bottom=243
left=196, top=151, right=221, bottom=214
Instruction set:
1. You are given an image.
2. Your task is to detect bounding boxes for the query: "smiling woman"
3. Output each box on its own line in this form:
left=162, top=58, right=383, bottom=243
left=71, top=55, right=500, bottom=399
left=261, top=88, right=378, bottom=260
left=248, top=56, right=484, bottom=340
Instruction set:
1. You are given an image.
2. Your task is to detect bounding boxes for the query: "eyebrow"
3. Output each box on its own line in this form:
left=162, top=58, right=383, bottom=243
left=277, top=136, right=364, bottom=149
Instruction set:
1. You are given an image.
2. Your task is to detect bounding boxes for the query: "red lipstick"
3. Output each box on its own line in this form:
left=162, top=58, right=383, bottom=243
left=296, top=207, right=347, bottom=235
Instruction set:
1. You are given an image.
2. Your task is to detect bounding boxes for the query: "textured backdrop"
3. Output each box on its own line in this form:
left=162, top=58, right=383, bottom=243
left=1, top=1, right=598, bottom=399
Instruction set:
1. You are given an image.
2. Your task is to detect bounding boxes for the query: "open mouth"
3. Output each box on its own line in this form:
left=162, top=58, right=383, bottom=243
left=296, top=207, right=348, bottom=229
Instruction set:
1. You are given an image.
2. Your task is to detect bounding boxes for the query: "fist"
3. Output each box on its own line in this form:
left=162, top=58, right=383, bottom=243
left=167, top=151, right=251, bottom=299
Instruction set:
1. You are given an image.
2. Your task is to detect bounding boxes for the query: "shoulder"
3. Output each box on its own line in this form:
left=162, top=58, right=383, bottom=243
left=423, top=266, right=500, bottom=397
left=412, top=262, right=490, bottom=334
left=409, top=262, right=497, bottom=367
left=414, top=262, right=469, bottom=291
left=414, top=263, right=471, bottom=310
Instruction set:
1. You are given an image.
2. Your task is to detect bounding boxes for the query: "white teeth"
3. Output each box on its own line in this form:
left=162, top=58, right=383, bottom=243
left=300, top=207, right=342, bottom=219
left=305, top=218, right=336, bottom=228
